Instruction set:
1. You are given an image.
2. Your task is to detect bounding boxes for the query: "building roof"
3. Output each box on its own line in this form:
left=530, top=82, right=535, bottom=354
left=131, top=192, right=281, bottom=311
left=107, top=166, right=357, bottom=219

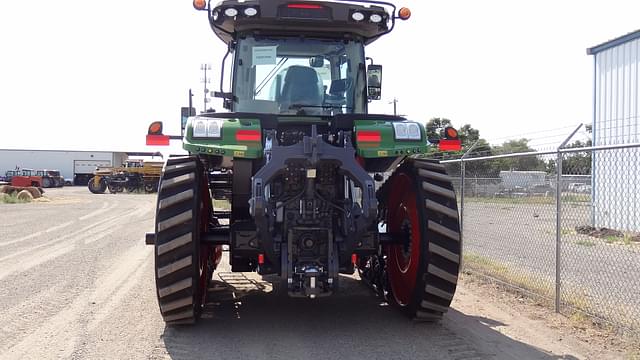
left=587, top=29, right=640, bottom=55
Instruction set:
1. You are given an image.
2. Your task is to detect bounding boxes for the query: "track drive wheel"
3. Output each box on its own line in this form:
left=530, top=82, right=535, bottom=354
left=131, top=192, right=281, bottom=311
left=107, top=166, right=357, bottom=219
left=154, top=156, right=213, bottom=325
left=382, top=159, right=461, bottom=321
left=87, top=177, right=106, bottom=194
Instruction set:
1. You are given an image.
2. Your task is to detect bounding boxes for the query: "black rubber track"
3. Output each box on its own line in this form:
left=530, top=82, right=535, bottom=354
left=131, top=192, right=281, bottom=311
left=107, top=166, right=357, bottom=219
left=380, top=158, right=461, bottom=321
left=154, top=156, right=204, bottom=325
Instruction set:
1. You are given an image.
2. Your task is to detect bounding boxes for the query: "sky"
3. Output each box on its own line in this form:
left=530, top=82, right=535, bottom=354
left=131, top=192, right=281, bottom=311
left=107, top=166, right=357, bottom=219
left=1, top=0, right=639, bottom=155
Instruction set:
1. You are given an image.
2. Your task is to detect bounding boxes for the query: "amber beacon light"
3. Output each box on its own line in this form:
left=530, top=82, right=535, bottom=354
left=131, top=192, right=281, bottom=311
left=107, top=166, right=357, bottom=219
left=398, top=7, right=411, bottom=20
left=193, top=0, right=207, bottom=10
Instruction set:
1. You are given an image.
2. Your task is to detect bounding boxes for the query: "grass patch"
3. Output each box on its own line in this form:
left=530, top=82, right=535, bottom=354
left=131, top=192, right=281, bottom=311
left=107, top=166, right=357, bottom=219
left=561, top=228, right=576, bottom=236
left=562, top=194, right=591, bottom=203
left=464, top=193, right=591, bottom=206
left=575, top=239, right=596, bottom=247
left=464, top=252, right=640, bottom=336
left=605, top=236, right=617, bottom=244
left=463, top=253, right=554, bottom=300
left=465, top=196, right=555, bottom=205
left=0, top=193, right=29, bottom=204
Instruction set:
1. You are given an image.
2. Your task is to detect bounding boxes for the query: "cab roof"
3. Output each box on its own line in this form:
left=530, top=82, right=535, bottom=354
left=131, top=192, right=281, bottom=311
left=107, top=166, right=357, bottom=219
left=206, top=0, right=399, bottom=45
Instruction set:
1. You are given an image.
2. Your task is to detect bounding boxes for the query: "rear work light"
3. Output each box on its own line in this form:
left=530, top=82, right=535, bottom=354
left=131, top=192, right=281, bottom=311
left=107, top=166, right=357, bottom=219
left=244, top=7, right=258, bottom=16
left=224, top=7, right=238, bottom=17
left=393, top=122, right=422, bottom=141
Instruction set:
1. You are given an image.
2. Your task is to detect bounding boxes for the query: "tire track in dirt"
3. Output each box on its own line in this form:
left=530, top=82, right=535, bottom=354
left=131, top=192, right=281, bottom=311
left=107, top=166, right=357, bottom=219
left=0, top=207, right=143, bottom=281
left=1, top=242, right=153, bottom=359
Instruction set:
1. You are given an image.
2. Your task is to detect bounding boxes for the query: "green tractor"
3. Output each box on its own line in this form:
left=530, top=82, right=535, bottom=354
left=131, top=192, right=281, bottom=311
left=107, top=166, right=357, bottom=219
left=145, top=0, right=462, bottom=325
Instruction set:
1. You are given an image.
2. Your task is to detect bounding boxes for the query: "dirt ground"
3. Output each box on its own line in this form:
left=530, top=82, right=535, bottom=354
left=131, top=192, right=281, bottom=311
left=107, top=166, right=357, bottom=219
left=452, top=271, right=640, bottom=360
left=0, top=187, right=637, bottom=359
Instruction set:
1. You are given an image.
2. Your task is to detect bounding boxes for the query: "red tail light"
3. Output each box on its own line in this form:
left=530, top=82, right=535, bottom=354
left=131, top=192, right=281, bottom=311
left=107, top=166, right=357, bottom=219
left=146, top=134, right=170, bottom=146
left=438, top=139, right=462, bottom=151
left=258, top=253, right=265, bottom=265
left=356, top=130, right=381, bottom=142
left=287, top=3, right=323, bottom=9
left=236, top=130, right=261, bottom=142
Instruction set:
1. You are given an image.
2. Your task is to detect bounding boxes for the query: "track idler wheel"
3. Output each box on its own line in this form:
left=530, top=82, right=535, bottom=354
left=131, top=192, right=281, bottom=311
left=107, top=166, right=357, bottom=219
left=382, top=159, right=461, bottom=321
left=154, top=156, right=215, bottom=325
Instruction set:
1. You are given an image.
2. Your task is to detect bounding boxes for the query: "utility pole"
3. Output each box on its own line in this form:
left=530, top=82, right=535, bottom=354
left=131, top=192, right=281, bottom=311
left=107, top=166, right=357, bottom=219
left=200, top=63, right=211, bottom=112
left=389, top=97, right=398, bottom=116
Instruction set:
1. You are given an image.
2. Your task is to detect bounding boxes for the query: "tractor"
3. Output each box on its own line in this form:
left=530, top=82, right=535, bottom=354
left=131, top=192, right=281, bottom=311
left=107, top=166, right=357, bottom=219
left=36, top=169, right=65, bottom=188
left=145, top=0, right=462, bottom=325
left=10, top=168, right=43, bottom=188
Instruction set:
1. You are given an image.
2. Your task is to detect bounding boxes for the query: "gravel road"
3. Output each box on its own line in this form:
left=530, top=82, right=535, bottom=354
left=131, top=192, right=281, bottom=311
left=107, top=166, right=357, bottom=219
left=0, top=187, right=616, bottom=359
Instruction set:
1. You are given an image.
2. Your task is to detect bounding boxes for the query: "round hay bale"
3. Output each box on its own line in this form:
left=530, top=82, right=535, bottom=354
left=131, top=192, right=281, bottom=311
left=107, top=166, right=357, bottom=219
left=17, top=190, right=34, bottom=202
left=0, top=185, right=14, bottom=194
left=25, top=187, right=42, bottom=199
left=0, top=193, right=9, bottom=202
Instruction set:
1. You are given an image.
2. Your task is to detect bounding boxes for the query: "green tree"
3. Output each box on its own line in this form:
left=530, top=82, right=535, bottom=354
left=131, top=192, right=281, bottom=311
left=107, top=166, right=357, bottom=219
left=458, top=124, right=480, bottom=146
left=480, top=139, right=545, bottom=177
left=425, top=118, right=452, bottom=141
left=562, top=139, right=592, bottom=175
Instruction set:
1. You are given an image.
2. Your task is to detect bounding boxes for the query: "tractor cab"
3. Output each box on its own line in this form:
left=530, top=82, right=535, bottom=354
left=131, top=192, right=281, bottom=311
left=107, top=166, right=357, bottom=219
left=198, top=0, right=409, bottom=115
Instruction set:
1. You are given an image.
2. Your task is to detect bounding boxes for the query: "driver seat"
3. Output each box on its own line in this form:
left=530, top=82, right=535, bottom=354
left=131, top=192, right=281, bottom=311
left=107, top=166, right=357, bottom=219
left=280, top=65, right=322, bottom=111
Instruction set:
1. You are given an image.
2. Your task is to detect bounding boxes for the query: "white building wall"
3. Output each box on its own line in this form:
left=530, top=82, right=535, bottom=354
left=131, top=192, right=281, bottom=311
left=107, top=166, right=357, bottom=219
left=0, top=150, right=121, bottom=181
left=592, top=37, right=640, bottom=232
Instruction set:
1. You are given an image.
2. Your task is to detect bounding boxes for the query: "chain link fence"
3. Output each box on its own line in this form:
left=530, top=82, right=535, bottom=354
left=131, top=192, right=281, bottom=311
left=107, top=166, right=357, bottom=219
left=440, top=127, right=640, bottom=333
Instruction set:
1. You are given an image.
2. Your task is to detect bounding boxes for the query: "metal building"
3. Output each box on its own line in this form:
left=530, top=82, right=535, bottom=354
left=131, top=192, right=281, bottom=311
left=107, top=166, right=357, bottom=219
left=0, top=149, right=160, bottom=185
left=588, top=29, right=640, bottom=232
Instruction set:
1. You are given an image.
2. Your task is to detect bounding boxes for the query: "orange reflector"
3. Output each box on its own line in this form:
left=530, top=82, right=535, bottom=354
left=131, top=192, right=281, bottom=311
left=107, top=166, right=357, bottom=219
left=258, top=253, right=265, bottom=265
left=193, top=0, right=206, bottom=10
left=146, top=134, right=170, bottom=146
left=351, top=253, right=358, bottom=265
left=148, top=121, right=163, bottom=135
left=398, top=7, right=411, bottom=20
left=356, top=130, right=381, bottom=142
left=445, top=127, right=458, bottom=139
left=236, top=130, right=261, bottom=142
left=438, top=139, right=462, bottom=151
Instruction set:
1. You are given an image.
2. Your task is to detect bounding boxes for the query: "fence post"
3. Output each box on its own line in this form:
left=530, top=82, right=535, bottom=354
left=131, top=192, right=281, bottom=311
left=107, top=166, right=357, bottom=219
left=459, top=141, right=478, bottom=270
left=555, top=152, right=562, bottom=312
left=555, top=124, right=583, bottom=313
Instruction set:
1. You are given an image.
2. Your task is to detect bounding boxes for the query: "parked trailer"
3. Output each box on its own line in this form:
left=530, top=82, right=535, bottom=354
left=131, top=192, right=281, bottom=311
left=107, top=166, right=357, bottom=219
left=88, top=160, right=163, bottom=194
left=73, top=160, right=112, bottom=185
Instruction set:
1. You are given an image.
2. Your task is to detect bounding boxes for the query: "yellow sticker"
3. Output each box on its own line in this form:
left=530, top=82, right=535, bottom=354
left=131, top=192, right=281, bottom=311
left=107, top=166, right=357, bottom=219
left=377, top=150, right=388, bottom=157
left=234, top=151, right=245, bottom=157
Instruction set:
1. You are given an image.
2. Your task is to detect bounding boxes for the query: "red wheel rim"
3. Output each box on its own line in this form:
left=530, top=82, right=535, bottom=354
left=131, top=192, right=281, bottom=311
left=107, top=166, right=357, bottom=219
left=385, top=173, right=421, bottom=306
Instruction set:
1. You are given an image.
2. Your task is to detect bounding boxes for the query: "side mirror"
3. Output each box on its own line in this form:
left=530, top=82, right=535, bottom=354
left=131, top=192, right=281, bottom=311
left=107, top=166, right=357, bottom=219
left=367, top=64, right=382, bottom=100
